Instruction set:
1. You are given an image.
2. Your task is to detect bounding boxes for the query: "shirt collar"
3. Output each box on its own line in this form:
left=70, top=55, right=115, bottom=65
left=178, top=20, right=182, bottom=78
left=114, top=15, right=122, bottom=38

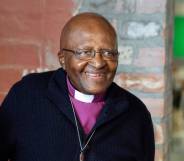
left=66, top=76, right=105, bottom=103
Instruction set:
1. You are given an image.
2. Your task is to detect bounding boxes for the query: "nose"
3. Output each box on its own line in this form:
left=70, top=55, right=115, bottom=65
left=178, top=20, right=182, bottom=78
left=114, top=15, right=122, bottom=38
left=89, top=52, right=106, bottom=69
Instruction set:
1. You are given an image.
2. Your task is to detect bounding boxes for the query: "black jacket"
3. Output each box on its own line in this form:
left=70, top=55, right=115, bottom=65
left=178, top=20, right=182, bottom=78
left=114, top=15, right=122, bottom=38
left=0, top=68, right=155, bottom=161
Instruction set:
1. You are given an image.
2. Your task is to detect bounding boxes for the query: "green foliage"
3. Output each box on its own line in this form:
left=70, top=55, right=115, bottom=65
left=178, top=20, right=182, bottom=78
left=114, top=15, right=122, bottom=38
left=174, top=16, right=184, bottom=58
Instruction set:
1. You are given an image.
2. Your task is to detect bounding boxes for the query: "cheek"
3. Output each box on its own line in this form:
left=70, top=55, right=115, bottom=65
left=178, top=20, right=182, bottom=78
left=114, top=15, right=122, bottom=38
left=76, top=61, right=88, bottom=70
left=108, top=61, right=118, bottom=73
left=65, top=56, right=87, bottom=73
left=66, top=60, right=88, bottom=84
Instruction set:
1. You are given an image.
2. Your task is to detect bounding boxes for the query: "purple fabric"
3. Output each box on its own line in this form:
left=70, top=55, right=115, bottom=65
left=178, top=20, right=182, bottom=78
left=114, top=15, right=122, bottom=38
left=66, top=77, right=105, bottom=102
left=67, top=77, right=105, bottom=134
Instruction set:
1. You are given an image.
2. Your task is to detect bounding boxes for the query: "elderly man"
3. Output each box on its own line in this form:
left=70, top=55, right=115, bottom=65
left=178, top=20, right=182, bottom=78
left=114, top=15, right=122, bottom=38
left=0, top=12, right=155, bottom=161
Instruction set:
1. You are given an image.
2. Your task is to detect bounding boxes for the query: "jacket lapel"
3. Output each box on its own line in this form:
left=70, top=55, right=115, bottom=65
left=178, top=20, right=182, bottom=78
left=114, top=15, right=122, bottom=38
left=90, top=83, right=130, bottom=134
left=47, top=69, right=130, bottom=132
left=47, top=68, right=75, bottom=125
left=91, top=99, right=129, bottom=133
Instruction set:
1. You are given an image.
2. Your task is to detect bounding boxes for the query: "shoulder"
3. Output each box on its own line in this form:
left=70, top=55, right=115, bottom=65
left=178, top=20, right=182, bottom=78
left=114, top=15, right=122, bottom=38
left=2, top=70, right=59, bottom=102
left=1, top=69, right=66, bottom=110
left=108, top=82, right=142, bottom=103
left=13, top=68, right=65, bottom=92
left=109, top=83, right=153, bottom=129
left=20, top=70, right=54, bottom=89
left=109, top=82, right=150, bottom=114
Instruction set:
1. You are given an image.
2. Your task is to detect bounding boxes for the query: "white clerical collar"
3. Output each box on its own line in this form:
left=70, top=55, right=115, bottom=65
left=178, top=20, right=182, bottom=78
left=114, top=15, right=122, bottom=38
left=74, top=90, right=94, bottom=103
left=66, top=76, right=95, bottom=103
left=67, top=76, right=105, bottom=103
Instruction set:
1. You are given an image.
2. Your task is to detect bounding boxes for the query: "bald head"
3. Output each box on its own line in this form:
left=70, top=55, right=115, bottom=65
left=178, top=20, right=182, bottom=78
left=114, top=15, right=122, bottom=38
left=58, top=12, right=118, bottom=94
left=60, top=12, right=117, bottom=49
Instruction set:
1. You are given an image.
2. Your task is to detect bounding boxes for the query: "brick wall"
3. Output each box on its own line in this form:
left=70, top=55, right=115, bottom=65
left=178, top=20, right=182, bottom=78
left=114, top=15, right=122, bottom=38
left=0, top=0, right=75, bottom=100
left=0, top=0, right=173, bottom=161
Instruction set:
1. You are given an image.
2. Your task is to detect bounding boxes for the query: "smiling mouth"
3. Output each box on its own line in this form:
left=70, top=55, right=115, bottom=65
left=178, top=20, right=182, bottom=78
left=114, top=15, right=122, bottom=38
left=85, top=72, right=106, bottom=79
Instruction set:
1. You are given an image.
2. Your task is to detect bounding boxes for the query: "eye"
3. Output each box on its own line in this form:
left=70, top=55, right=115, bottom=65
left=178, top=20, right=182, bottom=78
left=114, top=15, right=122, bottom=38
left=102, top=50, right=115, bottom=57
left=75, top=49, right=93, bottom=58
left=105, top=51, right=113, bottom=56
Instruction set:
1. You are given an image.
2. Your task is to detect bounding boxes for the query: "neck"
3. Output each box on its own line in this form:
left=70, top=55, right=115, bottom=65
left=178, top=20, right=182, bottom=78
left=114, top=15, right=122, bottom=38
left=66, top=76, right=105, bottom=103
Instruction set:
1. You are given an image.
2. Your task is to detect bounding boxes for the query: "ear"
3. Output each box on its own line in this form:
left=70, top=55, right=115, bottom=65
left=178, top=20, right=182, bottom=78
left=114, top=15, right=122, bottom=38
left=58, top=50, right=65, bottom=70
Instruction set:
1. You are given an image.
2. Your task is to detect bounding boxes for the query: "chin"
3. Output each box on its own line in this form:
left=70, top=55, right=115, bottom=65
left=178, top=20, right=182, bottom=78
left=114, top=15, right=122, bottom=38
left=79, top=80, right=112, bottom=94
left=84, top=87, right=107, bottom=95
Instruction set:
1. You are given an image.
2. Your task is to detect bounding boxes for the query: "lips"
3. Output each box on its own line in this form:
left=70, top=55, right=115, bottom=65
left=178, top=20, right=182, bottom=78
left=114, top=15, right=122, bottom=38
left=85, top=71, right=106, bottom=79
left=86, top=72, right=104, bottom=77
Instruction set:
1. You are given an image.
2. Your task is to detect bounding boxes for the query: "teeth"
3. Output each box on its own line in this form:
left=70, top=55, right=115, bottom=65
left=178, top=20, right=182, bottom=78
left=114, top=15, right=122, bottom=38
left=86, top=72, right=103, bottom=77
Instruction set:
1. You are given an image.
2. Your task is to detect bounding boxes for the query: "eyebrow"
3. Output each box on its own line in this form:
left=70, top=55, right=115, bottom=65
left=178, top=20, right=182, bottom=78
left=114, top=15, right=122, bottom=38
left=77, top=47, right=114, bottom=50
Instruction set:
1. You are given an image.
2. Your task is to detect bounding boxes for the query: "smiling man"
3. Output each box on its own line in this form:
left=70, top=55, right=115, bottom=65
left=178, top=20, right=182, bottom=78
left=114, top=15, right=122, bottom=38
left=58, top=13, right=118, bottom=94
left=0, top=12, right=155, bottom=161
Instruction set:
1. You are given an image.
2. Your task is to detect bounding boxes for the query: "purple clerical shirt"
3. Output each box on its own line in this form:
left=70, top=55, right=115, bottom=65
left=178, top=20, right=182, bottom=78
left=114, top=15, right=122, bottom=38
left=67, top=77, right=105, bottom=135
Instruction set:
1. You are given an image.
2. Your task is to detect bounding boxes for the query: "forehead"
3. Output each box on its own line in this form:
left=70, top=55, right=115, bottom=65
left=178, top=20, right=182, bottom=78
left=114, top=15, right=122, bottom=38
left=60, top=14, right=117, bottom=49
left=68, top=27, right=116, bottom=49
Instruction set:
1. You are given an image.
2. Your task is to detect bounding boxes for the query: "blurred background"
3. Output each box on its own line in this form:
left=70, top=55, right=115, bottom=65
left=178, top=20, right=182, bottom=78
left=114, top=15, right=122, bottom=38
left=0, top=0, right=184, bottom=160
left=171, top=0, right=184, bottom=160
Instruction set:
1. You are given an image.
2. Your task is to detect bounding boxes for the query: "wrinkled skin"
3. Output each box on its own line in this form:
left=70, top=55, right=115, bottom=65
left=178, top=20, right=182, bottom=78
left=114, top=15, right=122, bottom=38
left=58, top=13, right=118, bottom=94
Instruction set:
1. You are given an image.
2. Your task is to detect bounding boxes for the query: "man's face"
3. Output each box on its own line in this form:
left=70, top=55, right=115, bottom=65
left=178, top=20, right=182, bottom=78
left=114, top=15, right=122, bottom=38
left=59, top=25, right=118, bottom=94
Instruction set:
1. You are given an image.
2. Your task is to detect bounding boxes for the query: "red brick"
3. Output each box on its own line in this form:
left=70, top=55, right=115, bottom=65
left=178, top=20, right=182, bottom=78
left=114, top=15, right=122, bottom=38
left=43, top=9, right=74, bottom=55
left=136, top=0, right=166, bottom=13
left=141, top=98, right=165, bottom=117
left=42, top=49, right=60, bottom=69
left=0, top=0, right=73, bottom=42
left=0, top=43, right=40, bottom=68
left=0, top=0, right=43, bottom=41
left=43, top=12, right=69, bottom=55
left=0, top=0, right=74, bottom=70
left=0, top=68, right=22, bottom=93
left=154, top=123, right=165, bottom=145
left=41, top=0, right=74, bottom=67
left=153, top=118, right=171, bottom=146
left=133, top=48, right=165, bottom=67
left=0, top=14, right=43, bottom=41
left=154, top=142, right=169, bottom=161
left=45, top=0, right=75, bottom=12
left=0, top=0, right=41, bottom=14
left=155, top=148, right=164, bottom=161
left=114, top=73, right=164, bottom=93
